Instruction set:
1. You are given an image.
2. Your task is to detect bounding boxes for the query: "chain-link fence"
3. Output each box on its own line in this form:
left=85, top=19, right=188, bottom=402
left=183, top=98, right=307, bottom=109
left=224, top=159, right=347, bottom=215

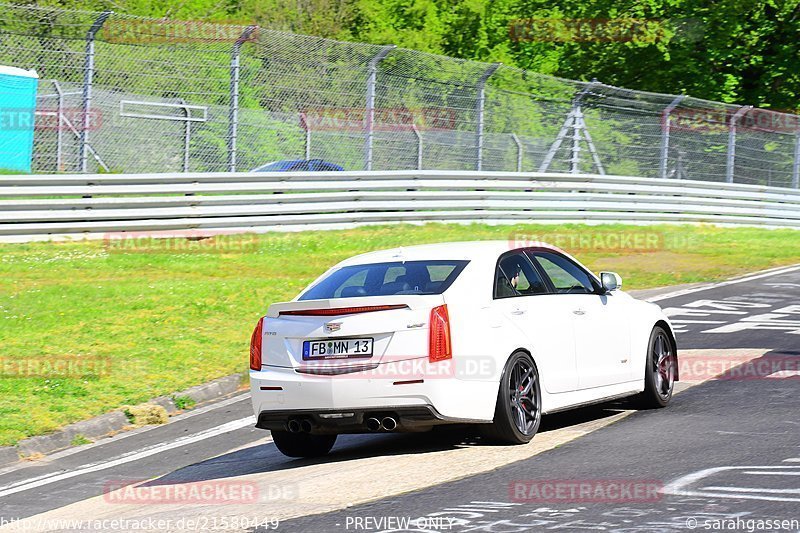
left=1, top=3, right=799, bottom=187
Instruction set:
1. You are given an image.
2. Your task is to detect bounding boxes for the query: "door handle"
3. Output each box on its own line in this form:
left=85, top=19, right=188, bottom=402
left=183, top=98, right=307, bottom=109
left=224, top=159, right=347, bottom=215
left=573, top=308, right=586, bottom=316
left=511, top=308, right=526, bottom=315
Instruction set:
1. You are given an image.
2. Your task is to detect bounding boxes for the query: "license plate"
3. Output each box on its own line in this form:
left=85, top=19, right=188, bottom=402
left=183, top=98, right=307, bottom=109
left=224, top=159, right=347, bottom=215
left=302, top=338, right=374, bottom=360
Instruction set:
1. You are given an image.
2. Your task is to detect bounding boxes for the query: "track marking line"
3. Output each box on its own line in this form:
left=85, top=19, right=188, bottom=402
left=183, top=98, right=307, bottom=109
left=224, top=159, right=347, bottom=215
left=0, top=416, right=256, bottom=499
left=646, top=264, right=800, bottom=303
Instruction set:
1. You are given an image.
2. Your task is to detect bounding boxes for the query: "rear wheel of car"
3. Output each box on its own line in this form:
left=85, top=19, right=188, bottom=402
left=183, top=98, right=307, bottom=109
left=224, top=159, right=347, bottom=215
left=271, top=430, right=337, bottom=458
left=635, top=326, right=676, bottom=408
left=483, top=351, right=541, bottom=444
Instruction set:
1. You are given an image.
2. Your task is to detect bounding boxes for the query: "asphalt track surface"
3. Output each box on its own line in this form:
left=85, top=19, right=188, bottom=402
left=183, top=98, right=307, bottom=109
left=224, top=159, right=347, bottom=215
left=1, top=265, right=798, bottom=532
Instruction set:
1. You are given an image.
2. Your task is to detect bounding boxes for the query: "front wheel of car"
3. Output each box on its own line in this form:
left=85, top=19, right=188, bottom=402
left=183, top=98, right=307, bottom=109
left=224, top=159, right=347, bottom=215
left=636, top=326, right=676, bottom=408
left=482, top=351, right=541, bottom=444
left=271, top=430, right=337, bottom=458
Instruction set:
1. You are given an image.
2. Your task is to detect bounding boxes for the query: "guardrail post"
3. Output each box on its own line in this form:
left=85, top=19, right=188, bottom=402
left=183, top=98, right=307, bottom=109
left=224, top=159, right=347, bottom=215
left=79, top=10, right=112, bottom=173
left=228, top=25, right=258, bottom=173
left=364, top=45, right=395, bottom=171
left=475, top=63, right=501, bottom=171
left=659, top=95, right=685, bottom=179
left=511, top=133, right=522, bottom=172
left=726, top=105, right=752, bottom=183
left=792, top=132, right=800, bottom=189
left=411, top=124, right=423, bottom=170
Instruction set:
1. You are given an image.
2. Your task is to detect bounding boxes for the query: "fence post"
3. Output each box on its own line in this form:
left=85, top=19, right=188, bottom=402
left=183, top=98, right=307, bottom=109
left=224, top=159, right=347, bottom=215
left=179, top=98, right=191, bottom=173
left=364, top=45, right=395, bottom=171
left=475, top=63, right=501, bottom=171
left=411, top=124, right=423, bottom=170
left=792, top=132, right=800, bottom=189
left=228, top=25, right=258, bottom=173
left=511, top=133, right=522, bottom=172
left=79, top=10, right=111, bottom=173
left=726, top=105, right=752, bottom=183
left=52, top=80, right=64, bottom=172
left=299, top=113, right=311, bottom=160
left=659, top=94, right=685, bottom=179
left=364, top=46, right=395, bottom=171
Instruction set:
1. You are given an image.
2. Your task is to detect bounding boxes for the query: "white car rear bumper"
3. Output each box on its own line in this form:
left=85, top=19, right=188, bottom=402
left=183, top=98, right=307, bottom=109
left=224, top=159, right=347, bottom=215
left=250, top=363, right=496, bottom=432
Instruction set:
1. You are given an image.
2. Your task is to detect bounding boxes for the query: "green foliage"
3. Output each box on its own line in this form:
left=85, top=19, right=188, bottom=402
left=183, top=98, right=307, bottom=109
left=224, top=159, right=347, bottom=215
left=34, top=0, right=797, bottom=110
left=172, top=395, right=196, bottom=410
left=70, top=434, right=92, bottom=446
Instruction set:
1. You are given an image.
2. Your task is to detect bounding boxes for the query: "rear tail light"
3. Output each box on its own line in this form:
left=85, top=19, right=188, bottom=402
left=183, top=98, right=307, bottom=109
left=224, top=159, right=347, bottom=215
left=429, top=304, right=452, bottom=362
left=250, top=317, right=264, bottom=371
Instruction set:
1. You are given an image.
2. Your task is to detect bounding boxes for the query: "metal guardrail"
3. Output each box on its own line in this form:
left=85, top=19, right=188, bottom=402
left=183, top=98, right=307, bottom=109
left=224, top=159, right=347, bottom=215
left=1, top=171, right=799, bottom=242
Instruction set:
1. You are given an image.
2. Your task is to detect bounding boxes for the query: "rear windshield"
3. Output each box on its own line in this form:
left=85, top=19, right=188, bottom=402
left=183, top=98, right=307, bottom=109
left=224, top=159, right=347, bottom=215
left=299, top=260, right=469, bottom=300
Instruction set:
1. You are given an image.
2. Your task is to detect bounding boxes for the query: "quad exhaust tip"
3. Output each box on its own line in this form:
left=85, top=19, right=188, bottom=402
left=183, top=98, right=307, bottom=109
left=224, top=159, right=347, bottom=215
left=300, top=419, right=313, bottom=433
left=366, top=416, right=398, bottom=432
left=287, top=419, right=302, bottom=433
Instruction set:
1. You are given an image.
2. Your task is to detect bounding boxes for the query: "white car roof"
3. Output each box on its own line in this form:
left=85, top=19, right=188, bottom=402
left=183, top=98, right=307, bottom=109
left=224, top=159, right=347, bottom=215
left=337, top=240, right=565, bottom=266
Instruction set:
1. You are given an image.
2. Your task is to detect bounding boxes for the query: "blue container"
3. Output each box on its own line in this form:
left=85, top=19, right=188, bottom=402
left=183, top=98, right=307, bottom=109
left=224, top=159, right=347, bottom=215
left=0, top=66, right=39, bottom=173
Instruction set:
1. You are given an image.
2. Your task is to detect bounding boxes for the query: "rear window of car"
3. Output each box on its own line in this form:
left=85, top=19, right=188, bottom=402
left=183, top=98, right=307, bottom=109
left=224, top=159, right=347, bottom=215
left=299, top=260, right=469, bottom=300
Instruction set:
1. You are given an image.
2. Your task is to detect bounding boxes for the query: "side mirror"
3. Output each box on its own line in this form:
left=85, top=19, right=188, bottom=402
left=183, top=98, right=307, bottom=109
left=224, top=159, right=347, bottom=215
left=600, top=271, right=622, bottom=292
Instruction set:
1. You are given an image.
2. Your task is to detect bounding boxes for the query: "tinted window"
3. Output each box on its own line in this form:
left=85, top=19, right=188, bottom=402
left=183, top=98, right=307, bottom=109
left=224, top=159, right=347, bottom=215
left=529, top=251, right=596, bottom=294
left=494, top=252, right=548, bottom=299
left=299, top=260, right=469, bottom=300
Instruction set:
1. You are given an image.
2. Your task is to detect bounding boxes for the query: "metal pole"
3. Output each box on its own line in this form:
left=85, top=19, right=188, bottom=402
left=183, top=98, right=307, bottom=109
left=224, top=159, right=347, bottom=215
left=228, top=25, right=258, bottom=172
left=726, top=106, right=752, bottom=183
left=79, top=11, right=111, bottom=173
left=475, top=63, right=501, bottom=171
left=52, top=80, right=64, bottom=172
left=411, top=124, right=422, bottom=170
left=511, top=133, right=522, bottom=172
left=179, top=98, right=191, bottom=173
left=304, top=115, right=311, bottom=160
left=792, top=132, right=800, bottom=189
left=659, top=95, right=685, bottom=180
left=364, top=45, right=395, bottom=171
left=570, top=107, right=583, bottom=173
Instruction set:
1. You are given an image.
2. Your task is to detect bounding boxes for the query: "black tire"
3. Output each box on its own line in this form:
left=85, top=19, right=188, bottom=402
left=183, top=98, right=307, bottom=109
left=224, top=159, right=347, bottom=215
left=482, top=351, right=541, bottom=444
left=271, top=430, right=337, bottom=458
left=635, top=326, right=676, bottom=409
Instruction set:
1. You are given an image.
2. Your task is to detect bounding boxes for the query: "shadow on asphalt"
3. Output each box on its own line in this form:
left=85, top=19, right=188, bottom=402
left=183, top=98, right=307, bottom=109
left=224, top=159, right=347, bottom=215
left=142, top=403, right=629, bottom=486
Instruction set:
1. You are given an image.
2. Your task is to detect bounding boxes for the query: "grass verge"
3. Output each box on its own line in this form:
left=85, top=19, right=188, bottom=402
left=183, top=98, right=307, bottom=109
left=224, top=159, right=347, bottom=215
left=0, top=223, right=798, bottom=446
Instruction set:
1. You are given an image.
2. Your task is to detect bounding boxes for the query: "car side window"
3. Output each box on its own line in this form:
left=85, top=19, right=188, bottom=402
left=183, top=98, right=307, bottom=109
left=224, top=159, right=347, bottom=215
left=494, top=252, right=548, bottom=299
left=528, top=251, right=596, bottom=295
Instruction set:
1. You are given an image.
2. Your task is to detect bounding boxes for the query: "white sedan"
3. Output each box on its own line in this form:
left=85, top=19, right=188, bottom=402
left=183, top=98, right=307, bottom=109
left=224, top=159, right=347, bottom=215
left=249, top=241, right=678, bottom=457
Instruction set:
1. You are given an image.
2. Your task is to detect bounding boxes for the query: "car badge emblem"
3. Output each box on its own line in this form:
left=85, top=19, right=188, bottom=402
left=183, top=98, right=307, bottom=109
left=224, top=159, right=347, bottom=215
left=325, top=322, right=342, bottom=333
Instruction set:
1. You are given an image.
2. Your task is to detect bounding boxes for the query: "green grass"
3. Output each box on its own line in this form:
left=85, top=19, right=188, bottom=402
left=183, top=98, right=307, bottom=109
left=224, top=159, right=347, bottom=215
left=1, top=223, right=799, bottom=446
